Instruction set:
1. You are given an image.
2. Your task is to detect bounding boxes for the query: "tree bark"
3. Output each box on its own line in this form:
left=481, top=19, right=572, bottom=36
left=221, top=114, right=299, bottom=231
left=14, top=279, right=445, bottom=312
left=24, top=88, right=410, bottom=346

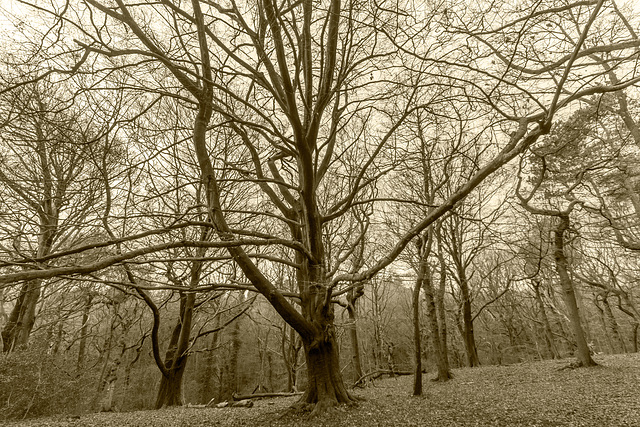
left=435, top=248, right=452, bottom=377
left=101, top=341, right=125, bottom=411
left=156, top=360, right=188, bottom=408
left=412, top=254, right=425, bottom=396
left=299, top=332, right=353, bottom=414
left=425, top=263, right=452, bottom=381
left=459, top=273, right=480, bottom=367
left=155, top=292, right=195, bottom=408
left=554, top=215, right=597, bottom=367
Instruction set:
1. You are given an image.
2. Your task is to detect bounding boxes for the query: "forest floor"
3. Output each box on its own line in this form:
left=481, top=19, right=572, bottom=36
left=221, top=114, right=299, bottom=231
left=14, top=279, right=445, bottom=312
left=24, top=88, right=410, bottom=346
left=8, top=353, right=640, bottom=427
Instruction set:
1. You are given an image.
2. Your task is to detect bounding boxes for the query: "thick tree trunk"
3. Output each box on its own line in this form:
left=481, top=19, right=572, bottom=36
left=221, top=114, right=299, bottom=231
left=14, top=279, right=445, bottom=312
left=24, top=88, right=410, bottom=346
left=294, top=274, right=357, bottom=413
left=299, top=335, right=353, bottom=413
left=98, top=334, right=126, bottom=412
left=155, top=292, right=196, bottom=408
left=156, top=361, right=188, bottom=408
left=554, top=216, right=597, bottom=367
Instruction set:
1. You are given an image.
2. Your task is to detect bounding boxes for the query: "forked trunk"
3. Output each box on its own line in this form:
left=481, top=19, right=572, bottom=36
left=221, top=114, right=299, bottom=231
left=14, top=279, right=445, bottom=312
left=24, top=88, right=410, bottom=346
left=295, top=275, right=356, bottom=412
left=425, top=274, right=452, bottom=381
left=156, top=363, right=187, bottom=408
left=155, top=292, right=195, bottom=408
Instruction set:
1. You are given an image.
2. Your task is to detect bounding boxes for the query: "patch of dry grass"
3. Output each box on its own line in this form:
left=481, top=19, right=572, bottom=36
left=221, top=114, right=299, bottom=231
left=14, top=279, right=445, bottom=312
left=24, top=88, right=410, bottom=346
left=8, top=353, right=640, bottom=426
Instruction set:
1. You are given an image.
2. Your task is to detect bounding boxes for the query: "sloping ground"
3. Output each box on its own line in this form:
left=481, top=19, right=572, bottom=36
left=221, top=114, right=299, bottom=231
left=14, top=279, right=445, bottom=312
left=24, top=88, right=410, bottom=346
left=8, top=353, right=640, bottom=427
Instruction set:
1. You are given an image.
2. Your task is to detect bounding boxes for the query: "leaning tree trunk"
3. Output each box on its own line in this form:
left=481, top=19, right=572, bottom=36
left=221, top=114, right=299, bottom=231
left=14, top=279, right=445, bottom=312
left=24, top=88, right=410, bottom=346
left=554, top=215, right=596, bottom=367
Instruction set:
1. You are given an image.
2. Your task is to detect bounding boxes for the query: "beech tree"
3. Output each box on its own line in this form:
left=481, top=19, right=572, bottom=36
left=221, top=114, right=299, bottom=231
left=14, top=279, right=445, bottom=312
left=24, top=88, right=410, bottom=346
left=2, top=0, right=640, bottom=413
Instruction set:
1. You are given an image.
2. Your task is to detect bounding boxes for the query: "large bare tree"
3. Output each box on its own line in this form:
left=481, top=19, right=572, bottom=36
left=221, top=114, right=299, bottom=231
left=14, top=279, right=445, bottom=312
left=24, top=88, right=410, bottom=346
left=1, top=0, right=639, bottom=412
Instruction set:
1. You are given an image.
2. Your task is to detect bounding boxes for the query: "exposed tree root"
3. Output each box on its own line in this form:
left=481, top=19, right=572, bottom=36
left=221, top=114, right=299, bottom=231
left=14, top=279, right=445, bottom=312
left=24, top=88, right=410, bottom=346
left=354, top=370, right=415, bottom=387
left=283, top=394, right=360, bottom=418
left=232, top=391, right=303, bottom=400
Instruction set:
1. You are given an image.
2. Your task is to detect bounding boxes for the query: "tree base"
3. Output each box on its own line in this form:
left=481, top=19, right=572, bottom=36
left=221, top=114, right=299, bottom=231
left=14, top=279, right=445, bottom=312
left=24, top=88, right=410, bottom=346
left=288, top=394, right=360, bottom=418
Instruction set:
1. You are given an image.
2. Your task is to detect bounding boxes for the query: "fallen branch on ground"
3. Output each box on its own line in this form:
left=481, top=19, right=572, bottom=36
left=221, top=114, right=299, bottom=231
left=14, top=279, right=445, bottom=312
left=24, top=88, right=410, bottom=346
left=354, top=370, right=416, bottom=387
left=232, top=392, right=303, bottom=401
